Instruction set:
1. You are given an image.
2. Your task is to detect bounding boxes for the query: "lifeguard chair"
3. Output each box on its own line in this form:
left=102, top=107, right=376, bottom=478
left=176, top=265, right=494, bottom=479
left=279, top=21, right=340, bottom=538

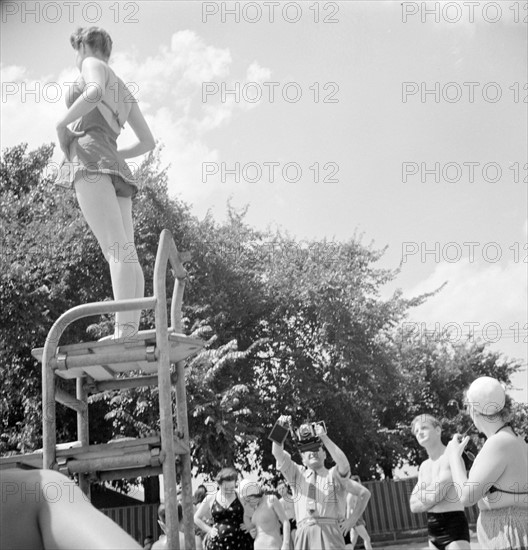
left=27, top=230, right=202, bottom=550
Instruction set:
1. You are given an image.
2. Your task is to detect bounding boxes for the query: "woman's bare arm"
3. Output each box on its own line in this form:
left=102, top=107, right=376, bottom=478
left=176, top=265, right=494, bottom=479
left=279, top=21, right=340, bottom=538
left=117, top=100, right=155, bottom=158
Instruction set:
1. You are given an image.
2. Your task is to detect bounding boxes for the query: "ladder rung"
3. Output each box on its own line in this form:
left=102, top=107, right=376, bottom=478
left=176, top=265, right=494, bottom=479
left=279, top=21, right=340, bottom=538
left=88, top=372, right=178, bottom=393
left=61, top=449, right=163, bottom=474
left=93, top=465, right=165, bottom=482
left=0, top=436, right=189, bottom=472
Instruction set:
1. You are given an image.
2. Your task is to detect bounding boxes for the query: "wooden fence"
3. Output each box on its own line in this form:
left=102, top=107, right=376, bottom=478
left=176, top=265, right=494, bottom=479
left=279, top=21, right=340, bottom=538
left=101, top=477, right=480, bottom=545
left=360, top=477, right=479, bottom=543
left=102, top=503, right=161, bottom=545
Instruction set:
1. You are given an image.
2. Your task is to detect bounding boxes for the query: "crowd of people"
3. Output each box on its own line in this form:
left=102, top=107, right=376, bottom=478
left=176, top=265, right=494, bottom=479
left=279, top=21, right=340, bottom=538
left=1, top=369, right=527, bottom=550
left=144, top=376, right=527, bottom=550
left=147, top=419, right=373, bottom=550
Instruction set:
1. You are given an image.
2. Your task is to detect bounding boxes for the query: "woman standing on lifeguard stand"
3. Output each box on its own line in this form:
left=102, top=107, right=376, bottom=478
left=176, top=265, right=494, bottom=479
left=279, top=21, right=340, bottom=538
left=56, top=27, right=155, bottom=340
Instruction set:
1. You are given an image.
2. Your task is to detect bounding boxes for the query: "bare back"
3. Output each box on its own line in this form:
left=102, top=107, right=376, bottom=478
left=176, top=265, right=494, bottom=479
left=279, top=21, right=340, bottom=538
left=251, top=495, right=283, bottom=550
left=478, top=431, right=528, bottom=511
left=76, top=61, right=134, bottom=135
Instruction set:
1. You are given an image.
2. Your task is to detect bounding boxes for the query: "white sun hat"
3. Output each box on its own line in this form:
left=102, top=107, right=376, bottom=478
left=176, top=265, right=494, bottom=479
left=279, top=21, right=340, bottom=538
left=238, top=478, right=262, bottom=498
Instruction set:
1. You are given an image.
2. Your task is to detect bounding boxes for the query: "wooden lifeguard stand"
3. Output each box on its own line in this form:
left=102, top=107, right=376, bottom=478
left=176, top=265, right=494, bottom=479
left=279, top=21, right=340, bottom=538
left=29, top=230, right=203, bottom=550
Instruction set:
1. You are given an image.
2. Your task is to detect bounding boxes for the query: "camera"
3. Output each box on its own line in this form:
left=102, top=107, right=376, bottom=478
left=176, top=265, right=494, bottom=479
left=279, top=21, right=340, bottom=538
left=293, top=421, right=326, bottom=452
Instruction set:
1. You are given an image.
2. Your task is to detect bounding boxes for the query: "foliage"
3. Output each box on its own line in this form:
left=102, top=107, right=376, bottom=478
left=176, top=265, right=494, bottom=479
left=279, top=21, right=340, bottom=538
left=1, top=142, right=524, bottom=485
left=383, top=328, right=524, bottom=469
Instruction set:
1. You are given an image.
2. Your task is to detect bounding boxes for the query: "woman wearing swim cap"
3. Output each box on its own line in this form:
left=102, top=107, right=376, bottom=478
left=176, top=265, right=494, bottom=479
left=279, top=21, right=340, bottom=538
left=446, top=376, right=528, bottom=549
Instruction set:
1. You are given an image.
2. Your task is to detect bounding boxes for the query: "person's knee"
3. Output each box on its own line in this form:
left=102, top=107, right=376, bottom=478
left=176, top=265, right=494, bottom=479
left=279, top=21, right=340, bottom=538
left=37, top=470, right=89, bottom=505
left=103, top=241, right=134, bottom=266
left=135, top=261, right=144, bottom=279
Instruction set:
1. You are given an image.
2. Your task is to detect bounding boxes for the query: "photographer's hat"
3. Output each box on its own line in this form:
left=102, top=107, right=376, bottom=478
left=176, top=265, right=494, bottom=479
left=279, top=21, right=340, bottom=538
left=466, top=376, right=506, bottom=415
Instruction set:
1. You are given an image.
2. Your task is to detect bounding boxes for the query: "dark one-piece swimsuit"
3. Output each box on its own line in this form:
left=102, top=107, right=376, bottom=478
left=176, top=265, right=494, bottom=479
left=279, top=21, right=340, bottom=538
left=206, top=496, right=253, bottom=550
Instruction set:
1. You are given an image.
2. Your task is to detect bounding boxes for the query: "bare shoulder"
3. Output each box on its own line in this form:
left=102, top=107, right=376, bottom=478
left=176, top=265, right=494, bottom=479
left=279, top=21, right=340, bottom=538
left=81, top=56, right=108, bottom=75
left=2, top=467, right=67, bottom=487
left=417, top=458, right=433, bottom=480
left=439, top=450, right=452, bottom=468
left=80, top=57, right=109, bottom=89
left=152, top=536, right=167, bottom=549
left=419, top=458, right=432, bottom=472
left=483, top=433, right=511, bottom=453
left=197, top=493, right=214, bottom=513
left=82, top=56, right=107, bottom=69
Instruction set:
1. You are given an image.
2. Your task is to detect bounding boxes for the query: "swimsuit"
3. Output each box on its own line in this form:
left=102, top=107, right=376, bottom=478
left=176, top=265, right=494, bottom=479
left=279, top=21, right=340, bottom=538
left=426, top=511, right=470, bottom=550
left=477, top=507, right=528, bottom=550
left=59, top=75, right=138, bottom=198
left=477, top=423, right=528, bottom=548
left=205, top=496, right=253, bottom=550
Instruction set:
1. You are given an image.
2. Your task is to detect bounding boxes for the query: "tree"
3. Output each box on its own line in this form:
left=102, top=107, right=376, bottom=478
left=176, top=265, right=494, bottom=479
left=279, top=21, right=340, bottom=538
left=1, top=142, right=525, bottom=484
left=0, top=143, right=272, bottom=476
left=382, top=327, right=524, bottom=470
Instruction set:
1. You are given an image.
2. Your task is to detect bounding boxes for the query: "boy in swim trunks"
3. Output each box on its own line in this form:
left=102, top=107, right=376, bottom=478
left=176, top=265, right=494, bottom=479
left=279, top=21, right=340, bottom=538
left=409, top=414, right=470, bottom=550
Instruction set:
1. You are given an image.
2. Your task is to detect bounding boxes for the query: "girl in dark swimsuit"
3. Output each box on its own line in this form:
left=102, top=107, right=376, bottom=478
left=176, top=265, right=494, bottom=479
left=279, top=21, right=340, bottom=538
left=194, top=468, right=253, bottom=550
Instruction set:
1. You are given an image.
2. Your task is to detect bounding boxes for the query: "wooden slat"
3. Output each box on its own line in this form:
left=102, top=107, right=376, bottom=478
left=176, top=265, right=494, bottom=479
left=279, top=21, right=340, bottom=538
left=89, top=373, right=175, bottom=393
left=0, top=454, right=43, bottom=470
left=0, top=436, right=188, bottom=472
left=31, top=331, right=204, bottom=381
left=95, top=466, right=164, bottom=482
left=63, top=450, right=162, bottom=474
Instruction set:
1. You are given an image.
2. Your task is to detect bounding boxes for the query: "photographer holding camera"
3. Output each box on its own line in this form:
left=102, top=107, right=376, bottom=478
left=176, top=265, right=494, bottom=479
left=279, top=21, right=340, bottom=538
left=271, top=416, right=371, bottom=550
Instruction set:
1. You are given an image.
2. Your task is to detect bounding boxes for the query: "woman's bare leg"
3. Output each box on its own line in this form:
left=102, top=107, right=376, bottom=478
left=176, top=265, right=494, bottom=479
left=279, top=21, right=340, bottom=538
left=75, top=174, right=143, bottom=339
left=117, top=194, right=144, bottom=332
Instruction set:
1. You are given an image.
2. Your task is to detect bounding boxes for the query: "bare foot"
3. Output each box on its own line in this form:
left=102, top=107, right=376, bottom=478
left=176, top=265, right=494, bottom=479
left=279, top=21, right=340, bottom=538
left=98, top=324, right=138, bottom=343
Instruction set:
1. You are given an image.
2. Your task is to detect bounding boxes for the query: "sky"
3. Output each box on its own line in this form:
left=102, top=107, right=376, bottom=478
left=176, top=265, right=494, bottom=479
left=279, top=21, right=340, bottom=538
left=1, top=1, right=527, bottom=404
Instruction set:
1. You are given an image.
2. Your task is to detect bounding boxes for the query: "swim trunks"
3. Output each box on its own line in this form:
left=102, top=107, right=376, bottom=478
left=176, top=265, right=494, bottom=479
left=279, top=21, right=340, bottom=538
left=427, top=511, right=470, bottom=550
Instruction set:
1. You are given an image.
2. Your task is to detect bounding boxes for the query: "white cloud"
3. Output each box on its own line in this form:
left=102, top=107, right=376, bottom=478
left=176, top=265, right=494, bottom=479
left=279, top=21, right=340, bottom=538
left=409, top=258, right=526, bottom=320
left=0, top=64, right=76, bottom=161
left=1, top=64, right=28, bottom=82
left=406, top=259, right=527, bottom=399
left=246, top=62, right=271, bottom=83
left=1, top=31, right=271, bottom=208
